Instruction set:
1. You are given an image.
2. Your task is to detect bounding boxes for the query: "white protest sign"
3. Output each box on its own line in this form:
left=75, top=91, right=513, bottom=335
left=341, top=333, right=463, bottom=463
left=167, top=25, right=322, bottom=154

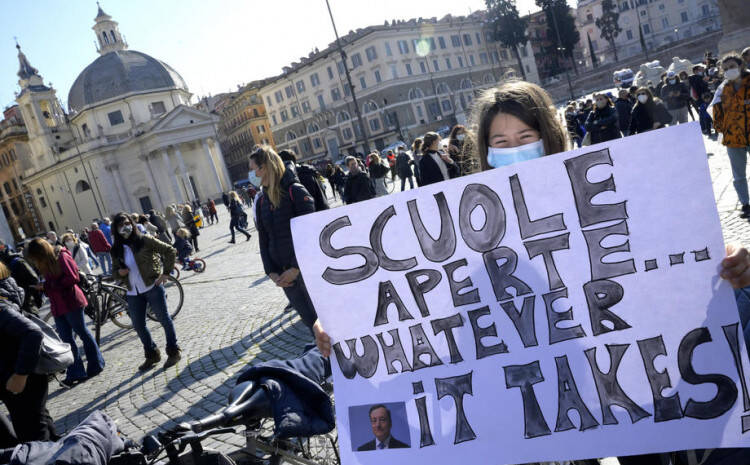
left=291, top=123, right=750, bottom=464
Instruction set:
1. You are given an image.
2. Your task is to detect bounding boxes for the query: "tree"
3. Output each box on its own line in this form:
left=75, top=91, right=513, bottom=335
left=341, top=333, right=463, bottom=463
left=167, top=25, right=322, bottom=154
left=485, top=0, right=529, bottom=81
left=588, top=31, right=599, bottom=68
left=536, top=0, right=581, bottom=74
left=595, top=0, right=622, bottom=62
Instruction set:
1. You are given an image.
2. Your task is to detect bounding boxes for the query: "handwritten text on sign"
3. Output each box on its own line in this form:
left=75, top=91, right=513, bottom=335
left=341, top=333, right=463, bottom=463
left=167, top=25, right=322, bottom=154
left=291, top=124, right=750, bottom=465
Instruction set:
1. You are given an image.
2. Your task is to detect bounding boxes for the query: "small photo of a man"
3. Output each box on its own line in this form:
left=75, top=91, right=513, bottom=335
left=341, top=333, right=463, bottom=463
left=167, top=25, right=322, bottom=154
left=350, top=402, right=410, bottom=451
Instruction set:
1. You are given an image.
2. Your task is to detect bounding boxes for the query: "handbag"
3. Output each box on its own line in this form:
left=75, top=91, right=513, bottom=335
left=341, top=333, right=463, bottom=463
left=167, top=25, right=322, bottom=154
left=23, top=311, right=74, bottom=375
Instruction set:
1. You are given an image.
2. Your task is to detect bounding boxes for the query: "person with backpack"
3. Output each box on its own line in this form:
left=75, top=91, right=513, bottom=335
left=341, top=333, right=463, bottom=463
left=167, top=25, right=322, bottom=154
left=0, top=243, right=43, bottom=315
left=148, top=210, right=172, bottom=244
left=278, top=150, right=329, bottom=211
left=61, top=233, right=93, bottom=276
left=25, top=238, right=104, bottom=388
left=228, top=190, right=252, bottom=244
left=395, top=146, right=415, bottom=191
left=0, top=261, right=57, bottom=447
left=344, top=156, right=375, bottom=204
left=250, top=145, right=318, bottom=330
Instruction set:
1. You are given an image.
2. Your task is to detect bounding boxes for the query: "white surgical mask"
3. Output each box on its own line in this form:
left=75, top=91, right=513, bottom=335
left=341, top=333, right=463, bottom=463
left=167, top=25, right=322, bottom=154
left=248, top=170, right=262, bottom=187
left=668, top=79, right=676, bottom=85
left=119, top=225, right=133, bottom=238
left=64, top=240, right=75, bottom=249
left=725, top=68, right=741, bottom=81
left=638, top=95, right=648, bottom=104
left=697, top=72, right=703, bottom=77
left=487, top=140, right=545, bottom=169
left=456, top=134, right=465, bottom=141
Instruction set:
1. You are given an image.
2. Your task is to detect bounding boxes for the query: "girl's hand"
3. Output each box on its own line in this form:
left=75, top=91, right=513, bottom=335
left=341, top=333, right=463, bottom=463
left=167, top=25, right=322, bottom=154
left=277, top=268, right=300, bottom=287
left=155, top=274, right=170, bottom=286
left=313, top=319, right=331, bottom=357
left=721, top=244, right=750, bottom=288
left=6, top=374, right=27, bottom=394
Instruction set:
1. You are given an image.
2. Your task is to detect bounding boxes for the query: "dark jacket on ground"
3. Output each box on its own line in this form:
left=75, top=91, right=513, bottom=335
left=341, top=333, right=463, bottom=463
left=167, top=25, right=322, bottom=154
left=396, top=152, right=413, bottom=178
left=584, top=105, right=622, bottom=144
left=0, top=278, right=41, bottom=383
left=255, top=167, right=315, bottom=276
left=660, top=80, right=690, bottom=109
left=418, top=150, right=458, bottom=186
left=344, top=171, right=375, bottom=204
left=357, top=436, right=410, bottom=451
left=614, top=98, right=632, bottom=132
left=629, top=99, right=672, bottom=135
left=292, top=163, right=329, bottom=211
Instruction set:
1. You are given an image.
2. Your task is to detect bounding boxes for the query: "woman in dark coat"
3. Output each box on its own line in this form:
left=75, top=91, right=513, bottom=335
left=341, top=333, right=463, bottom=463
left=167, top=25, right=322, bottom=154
left=181, top=205, right=200, bottom=252
left=228, top=191, right=252, bottom=243
left=250, top=145, right=317, bottom=330
left=564, top=104, right=584, bottom=147
left=629, top=87, right=673, bottom=135
left=26, top=239, right=104, bottom=387
left=418, top=132, right=458, bottom=186
left=584, top=93, right=622, bottom=144
left=0, top=262, right=56, bottom=447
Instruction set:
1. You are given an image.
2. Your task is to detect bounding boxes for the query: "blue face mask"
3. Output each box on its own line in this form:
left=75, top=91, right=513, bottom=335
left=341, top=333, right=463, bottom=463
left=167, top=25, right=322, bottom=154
left=248, top=170, right=262, bottom=187
left=487, top=140, right=545, bottom=168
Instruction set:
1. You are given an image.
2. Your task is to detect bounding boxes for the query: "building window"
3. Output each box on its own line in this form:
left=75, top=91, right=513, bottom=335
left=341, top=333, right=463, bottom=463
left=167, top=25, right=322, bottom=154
left=384, top=41, right=392, bottom=56
left=458, top=56, right=464, bottom=67
left=359, top=76, right=367, bottom=89
left=317, top=94, right=326, bottom=109
left=658, top=3, right=665, bottom=9
left=266, top=96, right=272, bottom=107
left=641, top=9, right=647, bottom=16
left=438, top=36, right=446, bottom=49
left=445, top=57, right=452, bottom=69
left=301, top=101, right=311, bottom=113
left=107, top=110, right=124, bottom=126
left=342, top=127, right=353, bottom=139
left=620, top=1, right=629, bottom=10
left=681, top=11, right=689, bottom=22
left=406, top=63, right=413, bottom=75
left=463, top=34, right=472, bottom=46
left=643, top=24, right=651, bottom=34
left=310, top=73, right=320, bottom=87
left=280, top=110, right=288, bottom=122
left=331, top=88, right=342, bottom=101
left=56, top=201, right=63, bottom=215
left=351, top=52, right=363, bottom=68
left=661, top=17, right=669, bottom=28
left=492, top=51, right=500, bottom=63
left=520, top=45, right=528, bottom=57
left=626, top=29, right=633, bottom=39
left=451, top=35, right=461, bottom=47
left=475, top=32, right=481, bottom=44
left=369, top=118, right=380, bottom=132
left=75, top=180, right=91, bottom=193
left=258, top=125, right=265, bottom=134
left=390, top=64, right=398, bottom=79
left=702, top=4, right=710, bottom=16
left=441, top=100, right=452, bottom=112
left=374, top=70, right=382, bottom=83
left=151, top=101, right=166, bottom=115
left=327, top=66, right=334, bottom=79
left=290, top=105, right=300, bottom=117
left=480, top=52, right=489, bottom=64
left=253, top=108, right=259, bottom=117
left=419, top=61, right=427, bottom=73
left=469, top=54, right=476, bottom=66
left=3, top=183, right=10, bottom=196
left=39, top=197, right=47, bottom=208
left=10, top=201, right=18, bottom=216
left=432, top=60, right=439, bottom=71
left=587, top=13, right=594, bottom=21
left=313, top=138, right=322, bottom=149
left=337, top=61, right=345, bottom=75
left=295, top=80, right=305, bottom=94
left=274, top=90, right=283, bottom=103
left=365, top=46, right=378, bottom=61
left=271, top=114, right=277, bottom=125
left=398, top=40, right=409, bottom=54
left=285, top=85, right=294, bottom=98
left=343, top=84, right=351, bottom=97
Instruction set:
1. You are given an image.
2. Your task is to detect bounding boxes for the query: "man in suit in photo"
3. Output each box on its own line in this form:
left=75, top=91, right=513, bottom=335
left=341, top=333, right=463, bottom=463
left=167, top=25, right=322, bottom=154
left=357, top=404, right=409, bottom=451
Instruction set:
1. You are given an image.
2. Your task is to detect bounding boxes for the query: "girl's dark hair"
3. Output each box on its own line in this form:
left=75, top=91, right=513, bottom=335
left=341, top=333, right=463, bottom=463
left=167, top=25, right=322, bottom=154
left=423, top=132, right=440, bottom=151
left=111, top=212, right=144, bottom=260
left=449, top=125, right=465, bottom=140
left=594, top=93, right=614, bottom=108
left=470, top=80, right=567, bottom=171
left=412, top=137, right=423, bottom=155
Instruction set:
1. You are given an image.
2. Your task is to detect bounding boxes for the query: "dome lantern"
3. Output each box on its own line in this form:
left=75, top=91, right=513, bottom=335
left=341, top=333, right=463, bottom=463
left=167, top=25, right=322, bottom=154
left=93, top=2, right=127, bottom=55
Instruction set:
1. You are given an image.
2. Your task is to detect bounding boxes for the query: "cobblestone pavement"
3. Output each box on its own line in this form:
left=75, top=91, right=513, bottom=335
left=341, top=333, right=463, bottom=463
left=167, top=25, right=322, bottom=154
left=30, top=131, right=750, bottom=458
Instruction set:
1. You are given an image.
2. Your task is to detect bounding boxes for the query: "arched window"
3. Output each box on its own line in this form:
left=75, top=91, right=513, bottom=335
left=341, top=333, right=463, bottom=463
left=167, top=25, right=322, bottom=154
left=75, top=180, right=91, bottom=193
left=3, top=183, right=10, bottom=196
left=362, top=101, right=378, bottom=114
left=408, top=88, right=425, bottom=100
left=1, top=154, right=8, bottom=166
left=436, top=83, right=451, bottom=94
left=102, top=31, right=109, bottom=44
left=253, top=108, right=259, bottom=117
left=110, top=30, right=116, bottom=42
left=36, top=188, right=42, bottom=195
left=460, top=79, right=472, bottom=90
left=337, top=111, right=351, bottom=123
left=307, top=122, right=320, bottom=134
left=286, top=131, right=297, bottom=142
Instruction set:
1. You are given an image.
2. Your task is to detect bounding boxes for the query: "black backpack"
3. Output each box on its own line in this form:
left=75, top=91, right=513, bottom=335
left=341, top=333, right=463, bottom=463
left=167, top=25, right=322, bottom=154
left=296, top=164, right=329, bottom=211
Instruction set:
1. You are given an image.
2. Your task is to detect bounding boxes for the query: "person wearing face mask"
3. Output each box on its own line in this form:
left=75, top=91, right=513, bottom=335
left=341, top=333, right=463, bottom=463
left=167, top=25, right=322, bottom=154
left=448, top=125, right=471, bottom=175
left=629, top=88, right=672, bottom=135
left=418, top=132, right=458, bottom=185
left=688, top=64, right=710, bottom=113
left=660, top=71, right=690, bottom=124
left=61, top=233, right=92, bottom=276
left=564, top=104, right=584, bottom=148
left=584, top=93, right=622, bottom=144
left=713, top=53, right=750, bottom=219
left=614, top=89, right=633, bottom=137
left=26, top=238, right=105, bottom=387
left=110, top=212, right=180, bottom=371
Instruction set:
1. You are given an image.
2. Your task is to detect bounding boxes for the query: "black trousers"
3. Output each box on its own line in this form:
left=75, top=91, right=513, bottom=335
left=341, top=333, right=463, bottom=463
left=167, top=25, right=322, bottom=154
left=229, top=218, right=251, bottom=242
left=282, top=274, right=318, bottom=330
left=0, top=374, right=56, bottom=446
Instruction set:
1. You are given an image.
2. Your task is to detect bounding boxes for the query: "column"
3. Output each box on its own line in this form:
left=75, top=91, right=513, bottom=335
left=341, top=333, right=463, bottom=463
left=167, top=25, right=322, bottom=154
left=161, top=148, right=183, bottom=204
left=201, top=139, right=224, bottom=195
left=140, top=154, right=163, bottom=210
left=210, top=139, right=232, bottom=190
left=107, top=164, right=132, bottom=212
left=172, top=144, right=196, bottom=201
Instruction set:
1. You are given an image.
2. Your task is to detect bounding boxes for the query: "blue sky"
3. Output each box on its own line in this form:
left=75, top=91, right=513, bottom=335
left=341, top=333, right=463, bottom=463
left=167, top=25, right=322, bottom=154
left=0, top=0, right=540, bottom=111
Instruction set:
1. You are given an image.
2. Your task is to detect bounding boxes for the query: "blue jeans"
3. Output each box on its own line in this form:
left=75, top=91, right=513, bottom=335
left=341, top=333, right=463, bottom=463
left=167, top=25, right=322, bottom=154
left=727, top=146, right=749, bottom=206
left=53, top=308, right=105, bottom=380
left=735, top=287, right=750, bottom=348
left=400, top=176, right=414, bottom=191
left=126, top=285, right=179, bottom=354
left=96, top=252, right=112, bottom=275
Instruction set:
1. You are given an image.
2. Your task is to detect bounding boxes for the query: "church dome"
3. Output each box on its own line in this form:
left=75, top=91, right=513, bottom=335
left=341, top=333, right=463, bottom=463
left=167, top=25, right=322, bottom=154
left=67, top=50, right=188, bottom=113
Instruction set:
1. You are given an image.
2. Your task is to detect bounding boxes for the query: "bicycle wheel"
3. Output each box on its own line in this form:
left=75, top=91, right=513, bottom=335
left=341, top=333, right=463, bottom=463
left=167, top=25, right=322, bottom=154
left=192, top=258, right=206, bottom=273
left=147, top=275, right=184, bottom=322
left=171, top=266, right=181, bottom=280
left=385, top=175, right=395, bottom=193
left=104, top=286, right=132, bottom=329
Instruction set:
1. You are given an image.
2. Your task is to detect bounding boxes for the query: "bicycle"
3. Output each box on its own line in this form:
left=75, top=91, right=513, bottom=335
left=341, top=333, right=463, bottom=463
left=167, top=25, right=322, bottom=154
left=179, top=257, right=207, bottom=274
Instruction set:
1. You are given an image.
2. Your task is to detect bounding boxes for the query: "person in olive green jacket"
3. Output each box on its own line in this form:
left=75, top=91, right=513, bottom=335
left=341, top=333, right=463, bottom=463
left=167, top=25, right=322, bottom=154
left=110, top=212, right=181, bottom=371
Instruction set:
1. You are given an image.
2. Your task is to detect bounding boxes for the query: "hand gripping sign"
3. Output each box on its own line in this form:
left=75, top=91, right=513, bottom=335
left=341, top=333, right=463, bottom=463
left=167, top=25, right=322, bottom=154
left=291, top=123, right=750, bottom=465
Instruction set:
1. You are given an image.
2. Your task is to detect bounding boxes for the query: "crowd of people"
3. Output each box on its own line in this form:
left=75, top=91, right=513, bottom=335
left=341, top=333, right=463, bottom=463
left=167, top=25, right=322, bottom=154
left=2, top=46, right=750, bottom=464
